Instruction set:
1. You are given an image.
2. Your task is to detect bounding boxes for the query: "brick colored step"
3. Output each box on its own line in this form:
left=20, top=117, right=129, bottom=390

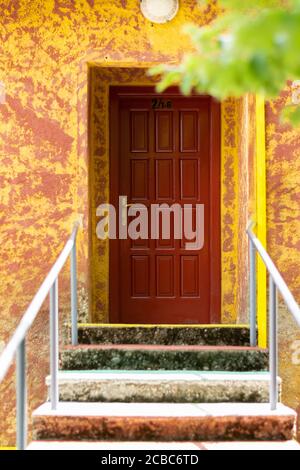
left=32, top=402, right=296, bottom=442
left=27, top=440, right=300, bottom=450
left=46, top=371, right=276, bottom=403
left=75, top=324, right=251, bottom=346
left=60, top=345, right=268, bottom=372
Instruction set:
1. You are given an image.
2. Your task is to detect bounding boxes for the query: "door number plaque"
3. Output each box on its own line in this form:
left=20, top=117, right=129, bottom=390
left=151, top=98, right=173, bottom=109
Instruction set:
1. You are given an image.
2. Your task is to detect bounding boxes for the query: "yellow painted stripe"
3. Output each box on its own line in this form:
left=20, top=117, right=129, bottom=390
left=256, top=95, right=267, bottom=348
left=77, top=323, right=250, bottom=329
left=0, top=447, right=16, bottom=450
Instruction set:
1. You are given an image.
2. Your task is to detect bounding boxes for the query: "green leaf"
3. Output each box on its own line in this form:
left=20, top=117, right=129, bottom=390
left=150, top=2, right=300, bottom=125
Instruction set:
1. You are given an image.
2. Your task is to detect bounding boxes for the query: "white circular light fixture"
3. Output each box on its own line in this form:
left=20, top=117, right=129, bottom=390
left=141, top=0, right=179, bottom=24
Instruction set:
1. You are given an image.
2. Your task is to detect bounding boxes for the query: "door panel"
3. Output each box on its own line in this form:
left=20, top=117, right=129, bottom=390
left=109, top=88, right=220, bottom=324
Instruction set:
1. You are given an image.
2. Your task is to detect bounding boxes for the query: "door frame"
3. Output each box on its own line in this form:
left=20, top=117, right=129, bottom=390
left=109, top=86, right=221, bottom=324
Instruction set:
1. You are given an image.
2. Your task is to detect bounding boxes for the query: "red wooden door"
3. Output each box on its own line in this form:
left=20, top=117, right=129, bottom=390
left=109, top=87, right=220, bottom=324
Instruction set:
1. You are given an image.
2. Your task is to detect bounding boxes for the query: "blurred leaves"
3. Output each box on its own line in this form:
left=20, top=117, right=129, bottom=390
left=282, top=104, right=300, bottom=125
left=150, top=0, right=300, bottom=125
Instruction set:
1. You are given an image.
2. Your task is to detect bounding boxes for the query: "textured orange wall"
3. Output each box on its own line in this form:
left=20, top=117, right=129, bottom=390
left=0, top=0, right=224, bottom=446
left=0, top=0, right=299, bottom=445
left=266, top=86, right=300, bottom=438
left=236, top=95, right=257, bottom=323
left=221, top=98, right=242, bottom=323
left=266, top=86, right=300, bottom=304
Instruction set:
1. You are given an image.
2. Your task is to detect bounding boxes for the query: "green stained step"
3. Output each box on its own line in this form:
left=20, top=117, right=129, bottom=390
left=60, top=344, right=268, bottom=372
left=74, top=324, right=252, bottom=346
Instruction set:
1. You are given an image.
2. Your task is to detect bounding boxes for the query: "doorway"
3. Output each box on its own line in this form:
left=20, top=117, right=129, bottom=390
left=108, top=87, right=220, bottom=324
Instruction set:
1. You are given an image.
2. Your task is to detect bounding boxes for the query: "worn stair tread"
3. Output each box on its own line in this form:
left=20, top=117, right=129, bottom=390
left=33, top=402, right=295, bottom=418
left=47, top=370, right=273, bottom=382
left=63, top=344, right=264, bottom=352
left=74, top=324, right=252, bottom=346
left=27, top=440, right=300, bottom=450
left=27, top=441, right=205, bottom=450
left=199, top=440, right=300, bottom=450
left=32, top=402, right=296, bottom=441
left=77, top=323, right=250, bottom=328
left=60, top=344, right=268, bottom=372
left=46, top=370, right=277, bottom=403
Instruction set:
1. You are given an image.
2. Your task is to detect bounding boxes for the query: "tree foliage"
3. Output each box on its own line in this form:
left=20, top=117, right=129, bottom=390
left=149, top=0, right=300, bottom=124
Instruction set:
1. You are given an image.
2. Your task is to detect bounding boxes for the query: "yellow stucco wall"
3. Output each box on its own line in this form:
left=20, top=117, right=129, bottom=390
left=0, top=0, right=299, bottom=445
left=220, top=98, right=241, bottom=323
left=266, top=86, right=300, bottom=434
left=0, top=0, right=240, bottom=445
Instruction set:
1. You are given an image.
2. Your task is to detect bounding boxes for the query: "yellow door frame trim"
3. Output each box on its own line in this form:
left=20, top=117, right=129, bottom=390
left=256, top=95, right=267, bottom=348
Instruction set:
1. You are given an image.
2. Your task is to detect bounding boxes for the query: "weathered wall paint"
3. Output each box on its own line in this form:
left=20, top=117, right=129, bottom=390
left=236, top=94, right=256, bottom=324
left=0, top=0, right=299, bottom=444
left=0, top=0, right=230, bottom=446
left=266, top=85, right=300, bottom=439
left=221, top=98, right=240, bottom=323
left=266, top=86, right=300, bottom=304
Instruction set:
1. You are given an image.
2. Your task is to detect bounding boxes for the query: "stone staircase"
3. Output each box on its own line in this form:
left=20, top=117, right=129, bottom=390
left=27, top=325, right=300, bottom=450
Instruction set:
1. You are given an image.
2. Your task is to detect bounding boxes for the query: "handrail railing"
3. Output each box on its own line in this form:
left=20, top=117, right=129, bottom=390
left=0, top=223, right=79, bottom=449
left=1, top=220, right=299, bottom=446
left=247, top=221, right=300, bottom=410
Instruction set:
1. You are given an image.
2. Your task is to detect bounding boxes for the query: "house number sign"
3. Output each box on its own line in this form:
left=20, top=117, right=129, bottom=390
left=151, top=98, right=173, bottom=109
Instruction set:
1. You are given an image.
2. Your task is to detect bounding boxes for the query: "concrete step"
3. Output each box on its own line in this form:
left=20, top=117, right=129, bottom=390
left=27, top=440, right=300, bottom=450
left=32, top=402, right=296, bottom=442
left=60, top=345, right=268, bottom=372
left=46, top=371, right=277, bottom=403
left=74, top=324, right=251, bottom=346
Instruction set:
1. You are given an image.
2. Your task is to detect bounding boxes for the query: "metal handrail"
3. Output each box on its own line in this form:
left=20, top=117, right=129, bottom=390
left=1, top=219, right=298, bottom=446
left=247, top=222, right=300, bottom=410
left=0, top=223, right=79, bottom=449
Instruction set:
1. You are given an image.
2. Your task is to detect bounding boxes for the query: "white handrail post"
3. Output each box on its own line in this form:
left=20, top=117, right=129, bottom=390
left=249, top=238, right=257, bottom=347
left=247, top=227, right=300, bottom=327
left=50, top=279, right=59, bottom=410
left=16, top=339, right=27, bottom=450
left=269, top=276, right=278, bottom=410
left=71, top=237, right=78, bottom=346
left=0, top=226, right=81, bottom=450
